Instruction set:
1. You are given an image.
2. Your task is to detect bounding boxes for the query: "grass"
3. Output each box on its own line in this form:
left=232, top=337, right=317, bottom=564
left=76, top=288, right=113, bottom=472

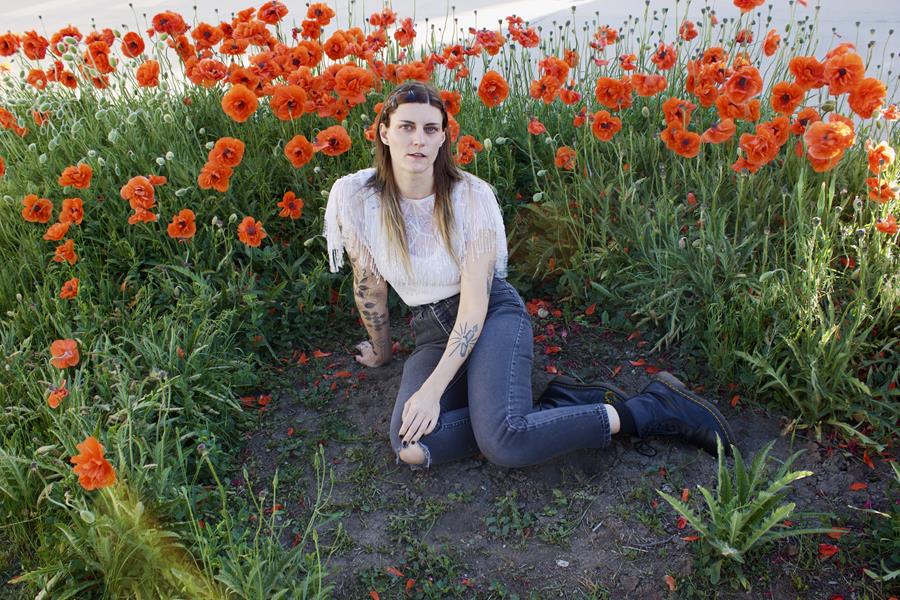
left=0, top=0, right=898, bottom=596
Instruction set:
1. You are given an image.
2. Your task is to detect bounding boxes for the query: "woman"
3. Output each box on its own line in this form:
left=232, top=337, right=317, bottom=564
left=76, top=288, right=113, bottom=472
left=323, top=81, right=735, bottom=469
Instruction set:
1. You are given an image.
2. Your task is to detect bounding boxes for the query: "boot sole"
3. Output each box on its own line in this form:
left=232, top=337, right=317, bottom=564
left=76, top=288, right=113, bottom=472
left=651, top=371, right=736, bottom=456
left=545, top=374, right=628, bottom=403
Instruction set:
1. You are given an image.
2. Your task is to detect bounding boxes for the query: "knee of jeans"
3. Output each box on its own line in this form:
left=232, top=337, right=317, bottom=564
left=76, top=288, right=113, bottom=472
left=474, top=427, right=529, bottom=469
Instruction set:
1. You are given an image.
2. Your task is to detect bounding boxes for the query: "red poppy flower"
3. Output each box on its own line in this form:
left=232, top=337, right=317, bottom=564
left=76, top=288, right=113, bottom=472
left=167, top=209, right=196, bottom=239
left=59, top=164, right=93, bottom=189
left=70, top=436, right=117, bottom=490
left=60, top=277, right=79, bottom=299
left=278, top=191, right=304, bottom=219
left=478, top=70, right=510, bottom=108
left=527, top=117, right=546, bottom=135
left=875, top=214, right=898, bottom=235
left=50, top=338, right=80, bottom=368
left=590, top=110, right=622, bottom=141
left=22, top=195, right=53, bottom=223
left=554, top=146, right=577, bottom=170
left=313, top=125, right=352, bottom=157
left=238, top=216, right=267, bottom=247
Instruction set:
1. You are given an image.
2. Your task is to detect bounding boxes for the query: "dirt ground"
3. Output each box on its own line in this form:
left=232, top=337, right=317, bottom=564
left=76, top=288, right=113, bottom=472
left=236, top=304, right=896, bottom=600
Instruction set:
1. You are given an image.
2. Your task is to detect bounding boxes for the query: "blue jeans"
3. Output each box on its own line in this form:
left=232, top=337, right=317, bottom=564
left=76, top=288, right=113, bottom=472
left=389, top=277, right=612, bottom=469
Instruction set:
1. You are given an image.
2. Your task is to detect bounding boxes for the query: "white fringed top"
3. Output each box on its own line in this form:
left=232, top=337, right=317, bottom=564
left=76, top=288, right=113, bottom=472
left=323, top=167, right=508, bottom=307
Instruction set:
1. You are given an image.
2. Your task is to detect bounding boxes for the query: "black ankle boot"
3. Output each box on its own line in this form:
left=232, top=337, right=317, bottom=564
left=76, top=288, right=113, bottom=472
left=542, top=374, right=628, bottom=404
left=624, top=371, right=736, bottom=456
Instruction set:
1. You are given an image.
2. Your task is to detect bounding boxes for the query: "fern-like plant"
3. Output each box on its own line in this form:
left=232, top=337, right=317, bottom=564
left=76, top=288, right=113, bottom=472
left=658, top=438, right=835, bottom=589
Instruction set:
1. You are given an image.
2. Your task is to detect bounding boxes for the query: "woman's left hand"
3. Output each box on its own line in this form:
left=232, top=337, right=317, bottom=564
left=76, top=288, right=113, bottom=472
left=399, top=383, right=442, bottom=444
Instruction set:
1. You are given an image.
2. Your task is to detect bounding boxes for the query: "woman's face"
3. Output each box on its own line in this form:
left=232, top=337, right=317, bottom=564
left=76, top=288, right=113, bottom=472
left=379, top=102, right=446, bottom=174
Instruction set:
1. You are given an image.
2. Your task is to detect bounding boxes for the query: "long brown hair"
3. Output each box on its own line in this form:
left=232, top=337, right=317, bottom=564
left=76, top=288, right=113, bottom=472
left=366, top=81, right=464, bottom=279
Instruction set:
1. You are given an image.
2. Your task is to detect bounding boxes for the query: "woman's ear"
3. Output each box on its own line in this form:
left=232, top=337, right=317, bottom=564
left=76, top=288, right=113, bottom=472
left=379, top=123, right=389, bottom=145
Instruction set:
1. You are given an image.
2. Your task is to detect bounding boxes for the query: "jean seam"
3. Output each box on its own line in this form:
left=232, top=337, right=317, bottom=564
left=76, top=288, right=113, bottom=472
left=504, top=303, right=527, bottom=431
left=430, top=304, right=452, bottom=336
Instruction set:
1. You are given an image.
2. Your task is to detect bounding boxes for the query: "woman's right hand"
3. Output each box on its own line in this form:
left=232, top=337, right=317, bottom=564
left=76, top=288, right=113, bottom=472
left=354, top=340, right=391, bottom=367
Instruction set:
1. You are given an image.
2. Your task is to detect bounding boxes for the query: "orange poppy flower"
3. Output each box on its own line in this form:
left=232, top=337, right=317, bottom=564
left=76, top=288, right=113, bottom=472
left=257, top=1, right=288, bottom=24
left=662, top=97, right=696, bottom=128
left=650, top=43, right=676, bottom=70
left=22, top=195, right=53, bottom=223
left=789, top=56, right=825, bottom=90
left=186, top=58, right=227, bottom=87
left=50, top=338, right=79, bottom=368
left=594, top=76, right=633, bottom=111
left=733, top=0, right=765, bottom=12
left=70, top=436, right=117, bottom=491
left=591, top=110, right=622, bottom=142
left=59, top=164, right=93, bottom=189
left=661, top=126, right=702, bottom=158
left=197, top=163, right=233, bottom=193
left=26, top=68, right=48, bottom=90
left=803, top=120, right=854, bottom=161
left=559, top=88, right=581, bottom=105
left=554, top=146, right=577, bottom=170
left=739, top=128, right=780, bottom=166
left=439, top=90, right=461, bottom=116
left=278, top=191, right=304, bottom=219
left=573, top=107, right=587, bottom=128
left=700, top=119, right=736, bottom=144
left=867, top=178, right=898, bottom=203
left=848, top=77, right=886, bottom=119
left=268, top=85, right=306, bottom=121
left=120, top=175, right=156, bottom=210
left=735, top=29, right=754, bottom=45
left=679, top=21, right=698, bottom=41
left=866, top=140, right=895, bottom=174
left=454, top=135, right=483, bottom=165
left=528, top=117, right=546, bottom=135
left=715, top=96, right=761, bottom=122
left=619, top=54, right=637, bottom=71
left=192, top=23, right=224, bottom=50
left=770, top=81, right=804, bottom=115
left=790, top=107, right=820, bottom=135
left=60, top=197, right=84, bottom=225
left=222, top=84, right=259, bottom=123
left=52, top=239, right=77, bottom=265
left=724, top=65, right=763, bottom=104
left=478, top=70, right=509, bottom=108
left=33, top=110, right=50, bottom=127
left=151, top=11, right=189, bottom=35
left=334, top=66, right=374, bottom=105
left=21, top=31, right=49, bottom=60
left=823, top=51, right=864, bottom=95
left=47, top=379, right=68, bottom=409
left=167, top=209, right=196, bottom=239
left=238, top=216, right=267, bottom=247
left=307, top=2, right=336, bottom=26
left=136, top=60, right=160, bottom=87
left=284, top=134, right=315, bottom=168
left=529, top=75, right=561, bottom=104
left=60, top=277, right=79, bottom=299
left=121, top=32, right=144, bottom=58
left=632, top=73, right=667, bottom=97
left=208, top=137, right=245, bottom=168
left=759, top=116, right=791, bottom=147
left=763, top=29, right=781, bottom=56
left=447, top=114, right=461, bottom=142
left=875, top=214, right=898, bottom=235
left=882, top=104, right=899, bottom=120
left=313, top=125, right=352, bottom=157
left=84, top=41, right=114, bottom=74
left=43, top=222, right=71, bottom=241
left=0, top=32, right=20, bottom=56
left=128, top=209, right=158, bottom=224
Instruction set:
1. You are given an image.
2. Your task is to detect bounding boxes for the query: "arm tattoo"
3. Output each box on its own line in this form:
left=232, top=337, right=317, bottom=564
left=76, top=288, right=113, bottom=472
left=448, top=322, right=479, bottom=357
left=353, top=269, right=389, bottom=344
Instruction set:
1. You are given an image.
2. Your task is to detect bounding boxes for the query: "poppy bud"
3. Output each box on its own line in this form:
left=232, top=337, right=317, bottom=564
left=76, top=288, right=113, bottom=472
left=205, top=142, right=215, bottom=150
left=108, top=129, right=119, bottom=143
left=321, top=190, right=329, bottom=198
left=228, top=214, right=237, bottom=224
left=496, top=137, right=506, bottom=145
left=175, top=188, right=189, bottom=197
left=642, top=106, right=650, bottom=117
left=155, top=157, right=165, bottom=165
left=483, top=138, right=492, bottom=151
left=88, top=149, right=97, bottom=157
left=537, top=169, right=547, bottom=177
left=163, top=114, right=174, bottom=123
left=821, top=100, right=836, bottom=112
left=199, top=128, right=206, bottom=134
left=314, top=166, right=322, bottom=174
left=166, top=151, right=174, bottom=161
left=360, top=113, right=370, bottom=123
left=533, top=192, right=544, bottom=201
left=304, top=237, right=316, bottom=247
left=39, top=154, right=47, bottom=164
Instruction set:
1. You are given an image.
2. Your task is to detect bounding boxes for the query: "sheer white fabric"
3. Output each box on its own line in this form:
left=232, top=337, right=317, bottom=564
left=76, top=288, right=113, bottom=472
left=323, top=167, right=508, bottom=306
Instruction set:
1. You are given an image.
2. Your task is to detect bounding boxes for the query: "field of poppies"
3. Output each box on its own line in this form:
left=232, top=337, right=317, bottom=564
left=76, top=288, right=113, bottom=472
left=0, top=0, right=897, bottom=596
